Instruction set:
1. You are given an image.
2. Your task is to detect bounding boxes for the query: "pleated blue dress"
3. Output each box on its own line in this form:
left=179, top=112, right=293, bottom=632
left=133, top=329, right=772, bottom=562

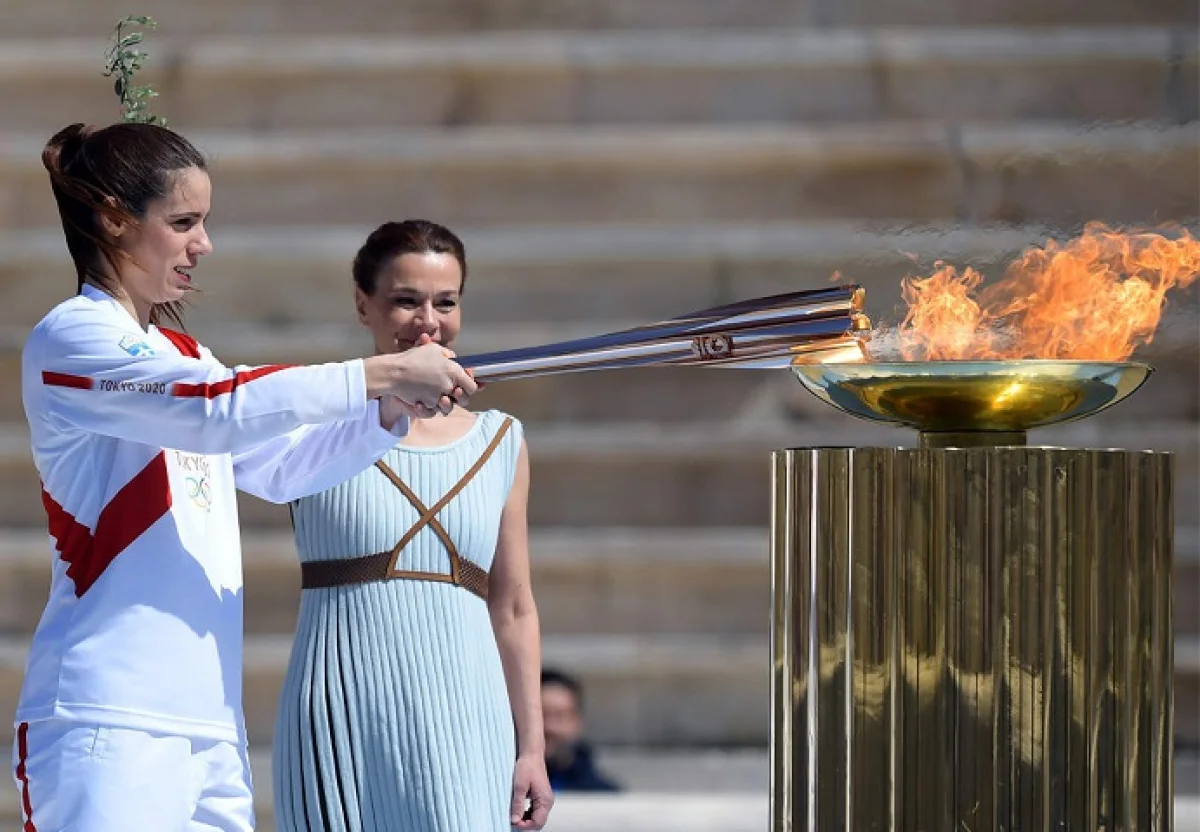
left=273, top=410, right=522, bottom=831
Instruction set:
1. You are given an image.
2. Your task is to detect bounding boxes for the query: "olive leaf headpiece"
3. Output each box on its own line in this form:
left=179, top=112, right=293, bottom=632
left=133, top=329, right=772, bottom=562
left=102, top=15, right=167, bottom=126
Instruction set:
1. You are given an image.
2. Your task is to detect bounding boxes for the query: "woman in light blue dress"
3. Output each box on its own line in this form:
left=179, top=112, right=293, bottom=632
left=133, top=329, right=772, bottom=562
left=273, top=220, right=554, bottom=831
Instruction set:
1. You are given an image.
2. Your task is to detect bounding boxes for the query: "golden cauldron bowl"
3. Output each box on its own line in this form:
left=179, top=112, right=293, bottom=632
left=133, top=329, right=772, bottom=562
left=790, top=359, right=1153, bottom=447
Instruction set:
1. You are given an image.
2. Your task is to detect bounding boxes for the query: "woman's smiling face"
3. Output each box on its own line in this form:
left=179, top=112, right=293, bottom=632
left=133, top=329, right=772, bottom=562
left=355, top=250, right=463, bottom=354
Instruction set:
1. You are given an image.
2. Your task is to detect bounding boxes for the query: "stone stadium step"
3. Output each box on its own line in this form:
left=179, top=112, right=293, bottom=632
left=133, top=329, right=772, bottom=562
left=6, top=221, right=1197, bottom=330
left=1177, top=531, right=1200, bottom=745
left=2, top=525, right=1189, bottom=641
left=1, top=221, right=1160, bottom=329
left=2, top=28, right=1194, bottom=133
left=0, top=528, right=774, bottom=637
left=1, top=0, right=1194, bottom=38
left=579, top=746, right=1199, bottom=796
left=0, top=418, right=1192, bottom=528
left=0, top=747, right=1198, bottom=821
left=0, top=632, right=1197, bottom=750
left=0, top=632, right=770, bottom=747
left=1179, top=636, right=1200, bottom=749
left=5, top=787, right=1200, bottom=832
left=2, top=123, right=1196, bottom=229
left=2, top=523, right=1195, bottom=647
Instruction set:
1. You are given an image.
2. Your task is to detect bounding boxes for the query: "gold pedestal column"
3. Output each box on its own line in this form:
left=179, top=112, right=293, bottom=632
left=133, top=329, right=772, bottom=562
left=770, top=447, right=1173, bottom=832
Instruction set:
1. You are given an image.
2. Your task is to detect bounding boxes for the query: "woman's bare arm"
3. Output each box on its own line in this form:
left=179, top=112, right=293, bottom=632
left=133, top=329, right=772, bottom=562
left=489, top=439, right=554, bottom=829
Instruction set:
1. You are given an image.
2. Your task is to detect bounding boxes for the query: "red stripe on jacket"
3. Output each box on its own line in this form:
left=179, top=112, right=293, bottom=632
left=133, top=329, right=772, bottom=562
left=16, top=722, right=37, bottom=831
left=171, top=365, right=293, bottom=399
left=159, top=329, right=296, bottom=398
left=41, top=453, right=172, bottom=597
left=41, top=371, right=93, bottom=390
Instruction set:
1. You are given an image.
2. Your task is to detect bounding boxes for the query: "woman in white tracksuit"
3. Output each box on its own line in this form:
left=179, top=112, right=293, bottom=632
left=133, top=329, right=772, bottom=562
left=12, top=121, right=477, bottom=831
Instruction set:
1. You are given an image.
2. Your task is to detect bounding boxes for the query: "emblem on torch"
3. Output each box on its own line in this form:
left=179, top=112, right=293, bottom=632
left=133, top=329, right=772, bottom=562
left=692, top=334, right=733, bottom=360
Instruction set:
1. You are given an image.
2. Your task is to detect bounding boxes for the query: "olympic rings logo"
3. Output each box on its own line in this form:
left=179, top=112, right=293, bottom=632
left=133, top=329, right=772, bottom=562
left=186, top=476, right=212, bottom=511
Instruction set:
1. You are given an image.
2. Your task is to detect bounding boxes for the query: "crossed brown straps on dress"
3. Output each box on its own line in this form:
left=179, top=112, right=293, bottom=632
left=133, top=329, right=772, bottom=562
left=299, top=417, right=513, bottom=602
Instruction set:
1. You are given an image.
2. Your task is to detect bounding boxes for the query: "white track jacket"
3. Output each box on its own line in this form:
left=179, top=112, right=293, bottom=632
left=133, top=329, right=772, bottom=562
left=17, top=285, right=405, bottom=743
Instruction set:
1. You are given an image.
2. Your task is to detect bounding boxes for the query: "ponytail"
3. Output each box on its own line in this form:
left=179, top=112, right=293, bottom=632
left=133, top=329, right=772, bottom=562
left=43, top=123, right=132, bottom=299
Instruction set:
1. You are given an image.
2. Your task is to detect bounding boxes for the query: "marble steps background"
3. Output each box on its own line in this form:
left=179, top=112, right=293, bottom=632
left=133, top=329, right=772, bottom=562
left=3, top=0, right=1196, bottom=38
left=1, top=28, right=1194, bottom=133
left=2, top=123, right=1198, bottom=229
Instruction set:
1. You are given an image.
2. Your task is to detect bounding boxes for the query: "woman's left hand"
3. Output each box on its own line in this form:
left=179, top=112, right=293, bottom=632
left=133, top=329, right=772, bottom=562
left=510, top=752, right=554, bottom=830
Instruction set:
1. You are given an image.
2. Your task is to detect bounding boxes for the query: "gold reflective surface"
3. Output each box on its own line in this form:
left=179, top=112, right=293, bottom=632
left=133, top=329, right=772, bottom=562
left=790, top=360, right=1152, bottom=443
left=770, top=447, right=1173, bottom=832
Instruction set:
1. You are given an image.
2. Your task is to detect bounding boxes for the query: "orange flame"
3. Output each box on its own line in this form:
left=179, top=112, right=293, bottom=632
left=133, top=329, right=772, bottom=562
left=890, top=224, right=1200, bottom=361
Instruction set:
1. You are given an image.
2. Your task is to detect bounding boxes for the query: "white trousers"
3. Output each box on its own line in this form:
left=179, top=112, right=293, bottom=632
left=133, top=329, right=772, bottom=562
left=12, top=719, right=255, bottom=832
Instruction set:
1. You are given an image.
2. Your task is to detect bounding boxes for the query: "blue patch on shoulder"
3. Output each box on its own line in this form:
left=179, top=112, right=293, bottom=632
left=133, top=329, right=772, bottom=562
left=118, top=335, right=155, bottom=357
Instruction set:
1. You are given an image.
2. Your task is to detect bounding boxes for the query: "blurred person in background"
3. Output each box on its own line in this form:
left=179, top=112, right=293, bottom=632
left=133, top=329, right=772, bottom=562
left=541, top=668, right=621, bottom=792
left=15, top=123, right=473, bottom=832
left=273, top=219, right=553, bottom=831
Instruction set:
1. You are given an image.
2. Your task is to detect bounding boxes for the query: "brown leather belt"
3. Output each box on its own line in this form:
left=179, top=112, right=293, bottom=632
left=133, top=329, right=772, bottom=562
left=298, top=417, right=512, bottom=604
left=300, top=552, right=490, bottom=601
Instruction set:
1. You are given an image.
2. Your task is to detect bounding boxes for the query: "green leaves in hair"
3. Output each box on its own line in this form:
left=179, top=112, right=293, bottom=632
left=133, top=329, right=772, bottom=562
left=102, top=15, right=167, bottom=126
